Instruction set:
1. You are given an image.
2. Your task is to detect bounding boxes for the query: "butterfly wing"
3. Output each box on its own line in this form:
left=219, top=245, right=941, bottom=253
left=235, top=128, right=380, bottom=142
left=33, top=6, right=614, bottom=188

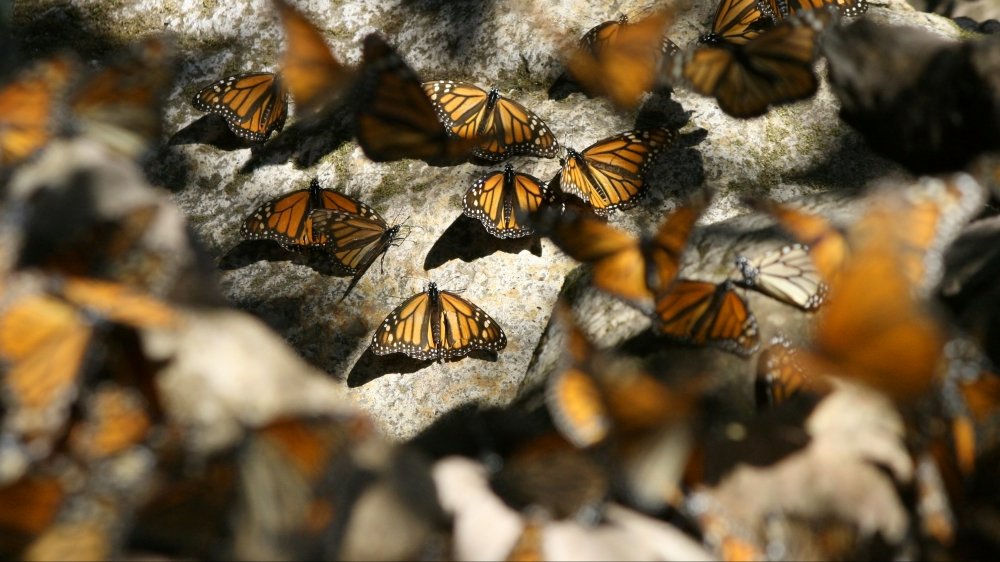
left=546, top=367, right=612, bottom=448
left=748, top=198, right=848, bottom=283
left=703, top=0, right=775, bottom=45
left=241, top=181, right=370, bottom=247
left=780, top=0, right=868, bottom=18
left=309, top=209, right=401, bottom=299
left=272, top=0, right=352, bottom=113
left=0, top=55, right=76, bottom=167
left=370, top=289, right=439, bottom=360
left=755, top=336, right=810, bottom=408
left=54, top=277, right=180, bottom=329
left=355, top=34, right=476, bottom=164
left=422, top=81, right=490, bottom=140
left=464, top=164, right=550, bottom=239
left=562, top=128, right=676, bottom=215
left=192, top=72, right=288, bottom=142
left=645, top=191, right=712, bottom=293
left=736, top=243, right=828, bottom=310
left=654, top=279, right=759, bottom=356
left=437, top=289, right=507, bottom=359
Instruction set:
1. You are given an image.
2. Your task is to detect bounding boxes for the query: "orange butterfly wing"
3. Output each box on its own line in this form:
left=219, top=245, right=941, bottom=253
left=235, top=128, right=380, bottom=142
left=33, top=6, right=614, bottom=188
left=464, top=164, right=552, bottom=238
left=0, top=56, right=75, bottom=167
left=272, top=0, right=353, bottom=113
left=192, top=72, right=288, bottom=142
left=654, top=279, right=760, bottom=357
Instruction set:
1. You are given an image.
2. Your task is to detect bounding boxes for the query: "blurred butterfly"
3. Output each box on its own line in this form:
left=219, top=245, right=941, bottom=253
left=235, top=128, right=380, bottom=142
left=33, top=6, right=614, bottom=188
left=0, top=474, right=65, bottom=554
left=0, top=276, right=178, bottom=460
left=746, top=197, right=848, bottom=284
left=67, top=383, right=152, bottom=461
left=653, top=279, right=760, bottom=357
left=699, top=0, right=776, bottom=45
left=564, top=10, right=676, bottom=110
left=559, top=128, right=676, bottom=215
left=272, top=0, right=354, bottom=114
left=423, top=80, right=559, bottom=162
left=370, top=282, right=507, bottom=361
left=735, top=243, right=827, bottom=310
left=799, top=223, right=948, bottom=404
left=309, top=206, right=403, bottom=299
left=0, top=55, right=76, bottom=167
left=668, top=10, right=835, bottom=118
left=464, top=164, right=554, bottom=239
left=354, top=33, right=479, bottom=165
left=240, top=178, right=374, bottom=248
left=68, top=34, right=176, bottom=157
left=191, top=72, right=288, bottom=142
left=851, top=174, right=984, bottom=297
left=535, top=190, right=710, bottom=310
left=764, top=0, right=868, bottom=20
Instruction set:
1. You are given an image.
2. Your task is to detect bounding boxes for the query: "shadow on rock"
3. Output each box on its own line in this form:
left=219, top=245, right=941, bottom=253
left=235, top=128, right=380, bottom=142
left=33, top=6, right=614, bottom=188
left=423, top=214, right=542, bottom=270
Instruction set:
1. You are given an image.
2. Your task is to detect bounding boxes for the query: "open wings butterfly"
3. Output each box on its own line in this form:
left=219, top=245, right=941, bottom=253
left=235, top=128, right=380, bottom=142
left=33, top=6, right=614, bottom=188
left=464, top=164, right=554, bottom=239
left=653, top=279, right=760, bottom=357
left=699, top=0, right=776, bottom=45
left=536, top=190, right=710, bottom=310
left=192, top=72, right=288, bottom=142
left=423, top=80, right=559, bottom=162
left=735, top=243, right=827, bottom=310
left=670, top=10, right=834, bottom=118
left=559, top=128, right=676, bottom=215
left=370, top=282, right=506, bottom=361
left=309, top=207, right=403, bottom=299
left=354, top=33, right=478, bottom=164
left=240, top=178, right=373, bottom=248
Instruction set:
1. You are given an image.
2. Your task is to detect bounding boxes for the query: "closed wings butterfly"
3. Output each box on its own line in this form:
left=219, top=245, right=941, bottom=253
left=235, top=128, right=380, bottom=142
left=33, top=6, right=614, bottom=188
left=423, top=80, right=559, bottom=162
left=755, top=335, right=810, bottom=409
left=0, top=55, right=76, bottom=167
left=653, top=279, right=760, bottom=357
left=464, top=164, right=554, bottom=239
left=537, top=190, right=709, bottom=310
left=240, top=179, right=373, bottom=248
left=699, top=0, right=776, bottom=45
left=735, top=243, right=827, bottom=310
left=671, top=10, right=835, bottom=118
left=192, top=72, right=288, bottom=142
left=565, top=11, right=676, bottom=110
left=370, top=282, right=506, bottom=361
left=272, top=0, right=354, bottom=113
left=354, top=33, right=478, bottom=164
left=309, top=207, right=402, bottom=299
left=560, top=128, right=676, bottom=215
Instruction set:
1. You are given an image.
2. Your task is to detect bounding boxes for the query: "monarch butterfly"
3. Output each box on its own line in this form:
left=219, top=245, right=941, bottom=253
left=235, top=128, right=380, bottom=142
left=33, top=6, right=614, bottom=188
left=746, top=197, right=848, bottom=284
left=192, top=72, right=288, bottom=142
left=764, top=0, right=868, bottom=20
left=559, top=128, right=676, bottom=215
left=240, top=178, right=373, bottom=248
left=699, top=0, right=776, bottom=45
left=653, top=279, right=760, bottom=357
left=272, top=0, right=354, bottom=114
left=565, top=11, right=676, bottom=110
left=799, top=229, right=948, bottom=404
left=536, top=190, right=710, bottom=310
left=354, top=33, right=478, bottom=164
left=68, top=34, right=175, bottom=158
left=464, top=164, right=554, bottom=239
left=754, top=335, right=815, bottom=409
left=423, top=80, right=559, bottom=162
left=0, top=55, right=76, bottom=167
left=851, top=174, right=984, bottom=297
left=309, top=208, right=403, bottom=299
left=370, top=282, right=507, bottom=361
left=735, top=243, right=827, bottom=310
left=0, top=277, right=178, bottom=460
left=68, top=383, right=152, bottom=460
left=669, top=9, right=834, bottom=118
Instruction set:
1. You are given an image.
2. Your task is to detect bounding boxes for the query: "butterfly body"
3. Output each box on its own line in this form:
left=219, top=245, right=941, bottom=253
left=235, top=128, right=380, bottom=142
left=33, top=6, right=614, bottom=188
left=371, top=282, right=507, bottom=361
left=464, top=164, right=552, bottom=239
left=423, top=80, right=559, bottom=162
left=560, top=128, right=675, bottom=215
left=192, top=72, right=288, bottom=142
